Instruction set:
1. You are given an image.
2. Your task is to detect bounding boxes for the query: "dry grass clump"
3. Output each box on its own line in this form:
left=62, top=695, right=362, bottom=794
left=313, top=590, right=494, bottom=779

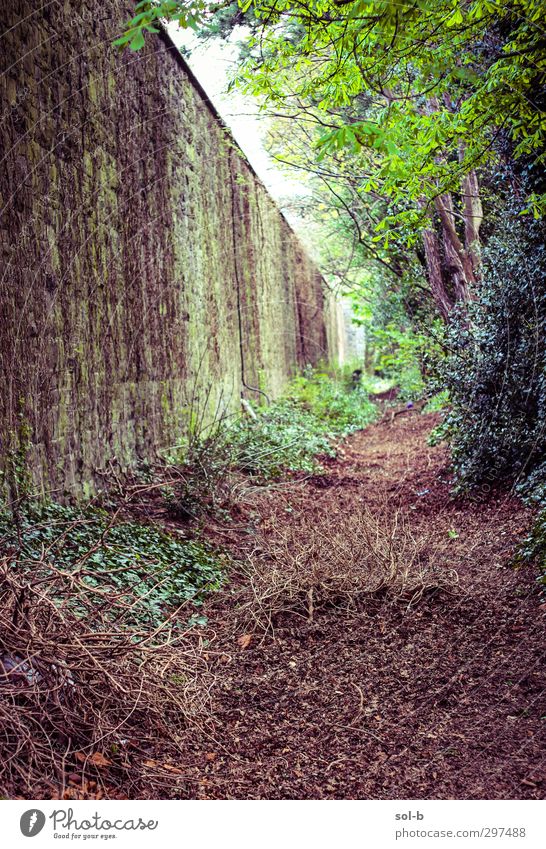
left=238, top=506, right=458, bottom=632
left=0, top=557, right=212, bottom=800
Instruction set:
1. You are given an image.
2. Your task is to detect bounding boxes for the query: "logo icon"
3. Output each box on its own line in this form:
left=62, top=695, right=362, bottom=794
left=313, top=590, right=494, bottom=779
left=20, top=810, right=46, bottom=837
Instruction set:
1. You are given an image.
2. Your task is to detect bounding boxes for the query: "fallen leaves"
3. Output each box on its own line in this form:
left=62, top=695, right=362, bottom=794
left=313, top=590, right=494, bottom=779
left=143, top=759, right=184, bottom=775
left=75, top=751, right=112, bottom=768
left=237, top=634, right=253, bottom=650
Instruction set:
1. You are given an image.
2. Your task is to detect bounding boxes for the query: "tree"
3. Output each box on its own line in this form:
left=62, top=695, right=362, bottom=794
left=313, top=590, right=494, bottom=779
left=118, top=0, right=545, bottom=319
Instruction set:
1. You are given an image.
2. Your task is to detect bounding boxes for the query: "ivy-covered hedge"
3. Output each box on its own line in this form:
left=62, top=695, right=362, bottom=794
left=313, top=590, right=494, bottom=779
left=433, top=211, right=546, bottom=499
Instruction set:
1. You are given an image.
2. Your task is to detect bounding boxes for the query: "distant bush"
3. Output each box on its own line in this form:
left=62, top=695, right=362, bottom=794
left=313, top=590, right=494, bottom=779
left=287, top=367, right=378, bottom=436
left=227, top=399, right=337, bottom=477
left=229, top=368, right=377, bottom=479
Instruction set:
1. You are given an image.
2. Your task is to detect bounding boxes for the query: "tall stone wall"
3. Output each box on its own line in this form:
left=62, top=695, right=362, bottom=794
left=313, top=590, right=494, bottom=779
left=0, top=1, right=340, bottom=499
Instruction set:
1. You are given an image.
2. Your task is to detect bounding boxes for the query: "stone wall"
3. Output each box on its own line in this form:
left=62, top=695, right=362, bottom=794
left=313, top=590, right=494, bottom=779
left=0, top=1, right=340, bottom=498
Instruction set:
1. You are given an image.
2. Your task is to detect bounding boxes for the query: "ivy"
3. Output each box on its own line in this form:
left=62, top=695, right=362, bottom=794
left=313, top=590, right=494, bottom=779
left=431, top=205, right=546, bottom=494
left=0, top=502, right=224, bottom=631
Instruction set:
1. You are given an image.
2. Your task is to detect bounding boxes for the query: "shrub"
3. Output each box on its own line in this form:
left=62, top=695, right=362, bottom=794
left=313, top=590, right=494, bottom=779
left=432, top=211, right=546, bottom=494
left=227, top=399, right=337, bottom=477
left=288, top=368, right=378, bottom=435
left=165, top=368, right=379, bottom=517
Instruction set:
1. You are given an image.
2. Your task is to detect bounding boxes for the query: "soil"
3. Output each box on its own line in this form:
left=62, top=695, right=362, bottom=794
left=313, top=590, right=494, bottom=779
left=134, top=412, right=546, bottom=799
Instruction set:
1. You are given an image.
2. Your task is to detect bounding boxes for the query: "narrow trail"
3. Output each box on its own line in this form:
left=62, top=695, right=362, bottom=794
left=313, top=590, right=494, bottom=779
left=174, top=412, right=545, bottom=799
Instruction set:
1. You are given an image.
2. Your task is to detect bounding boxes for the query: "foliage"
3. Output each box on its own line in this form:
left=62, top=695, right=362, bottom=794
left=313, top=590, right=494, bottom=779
left=365, top=324, right=430, bottom=402
left=230, top=367, right=377, bottom=476
left=516, top=509, right=546, bottom=561
left=227, top=399, right=336, bottom=476
left=431, top=209, right=546, bottom=492
left=0, top=502, right=224, bottom=630
left=163, top=424, right=237, bottom=520
left=349, top=270, right=445, bottom=401
left=163, top=368, right=378, bottom=519
left=0, top=560, right=212, bottom=800
left=513, top=502, right=546, bottom=601
left=217, top=369, right=371, bottom=472
left=113, top=0, right=208, bottom=50
left=422, top=391, right=450, bottom=415
left=243, top=0, right=546, bottom=225
left=0, top=399, right=33, bottom=510
left=287, top=367, right=378, bottom=434
left=119, top=1, right=546, bottom=225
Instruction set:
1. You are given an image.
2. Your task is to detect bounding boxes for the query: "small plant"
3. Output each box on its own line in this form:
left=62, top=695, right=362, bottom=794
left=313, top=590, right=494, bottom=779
left=164, top=367, right=379, bottom=517
left=228, top=399, right=337, bottom=477
left=422, top=390, right=449, bottom=415
left=1, top=398, right=34, bottom=515
left=161, top=374, right=240, bottom=519
left=288, top=368, right=378, bottom=436
left=514, top=509, right=546, bottom=598
left=0, top=501, right=224, bottom=631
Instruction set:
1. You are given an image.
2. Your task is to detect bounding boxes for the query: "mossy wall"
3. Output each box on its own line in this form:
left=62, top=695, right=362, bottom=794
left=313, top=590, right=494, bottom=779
left=0, top=1, right=340, bottom=498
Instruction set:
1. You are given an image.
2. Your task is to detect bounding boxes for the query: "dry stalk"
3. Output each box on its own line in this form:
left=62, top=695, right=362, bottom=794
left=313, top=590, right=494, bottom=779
left=0, top=556, right=213, bottom=799
left=236, top=506, right=458, bottom=633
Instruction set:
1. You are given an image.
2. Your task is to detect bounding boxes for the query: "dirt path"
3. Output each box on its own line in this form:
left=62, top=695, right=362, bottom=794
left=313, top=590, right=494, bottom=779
left=173, top=412, right=546, bottom=799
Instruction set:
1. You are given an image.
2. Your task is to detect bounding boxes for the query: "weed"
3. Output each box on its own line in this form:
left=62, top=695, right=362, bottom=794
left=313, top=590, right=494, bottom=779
left=288, top=368, right=377, bottom=436
left=0, top=502, right=224, bottom=631
left=514, top=508, right=546, bottom=597
left=163, top=368, right=378, bottom=518
left=235, top=505, right=458, bottom=634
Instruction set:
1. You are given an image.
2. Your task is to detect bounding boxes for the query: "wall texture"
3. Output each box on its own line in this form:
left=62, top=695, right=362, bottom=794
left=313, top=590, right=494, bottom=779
left=0, top=1, right=340, bottom=498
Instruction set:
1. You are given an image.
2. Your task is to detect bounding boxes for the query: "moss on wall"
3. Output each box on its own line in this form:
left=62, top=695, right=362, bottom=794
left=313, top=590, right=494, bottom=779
left=0, top=1, right=340, bottom=499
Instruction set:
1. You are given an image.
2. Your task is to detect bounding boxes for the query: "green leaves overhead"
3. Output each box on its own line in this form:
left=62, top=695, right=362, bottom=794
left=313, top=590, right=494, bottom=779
left=113, top=1, right=207, bottom=50
left=116, top=0, right=546, bottom=215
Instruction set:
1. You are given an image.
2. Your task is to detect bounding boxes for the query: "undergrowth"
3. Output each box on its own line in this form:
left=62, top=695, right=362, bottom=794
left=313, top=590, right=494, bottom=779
left=287, top=368, right=378, bottom=435
left=164, top=367, right=378, bottom=518
left=0, top=546, right=213, bottom=800
left=236, top=504, right=458, bottom=634
left=230, top=368, right=377, bottom=475
left=0, top=502, right=224, bottom=631
left=227, top=399, right=336, bottom=477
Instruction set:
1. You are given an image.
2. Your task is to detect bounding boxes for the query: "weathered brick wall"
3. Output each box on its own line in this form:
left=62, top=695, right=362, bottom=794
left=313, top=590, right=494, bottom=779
left=0, top=1, right=340, bottom=499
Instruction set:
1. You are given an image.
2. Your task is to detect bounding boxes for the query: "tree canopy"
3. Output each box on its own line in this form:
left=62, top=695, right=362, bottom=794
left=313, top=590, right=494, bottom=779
left=119, top=1, right=546, bottom=218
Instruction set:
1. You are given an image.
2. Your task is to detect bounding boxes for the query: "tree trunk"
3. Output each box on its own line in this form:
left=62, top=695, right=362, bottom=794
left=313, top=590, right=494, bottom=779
left=460, top=166, right=483, bottom=278
left=421, top=221, right=454, bottom=321
left=419, top=99, right=483, bottom=318
left=434, top=192, right=475, bottom=303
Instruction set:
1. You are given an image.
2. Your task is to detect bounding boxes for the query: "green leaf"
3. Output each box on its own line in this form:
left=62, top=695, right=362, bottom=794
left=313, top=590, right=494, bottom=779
left=446, top=8, right=464, bottom=27
left=129, top=30, right=146, bottom=51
